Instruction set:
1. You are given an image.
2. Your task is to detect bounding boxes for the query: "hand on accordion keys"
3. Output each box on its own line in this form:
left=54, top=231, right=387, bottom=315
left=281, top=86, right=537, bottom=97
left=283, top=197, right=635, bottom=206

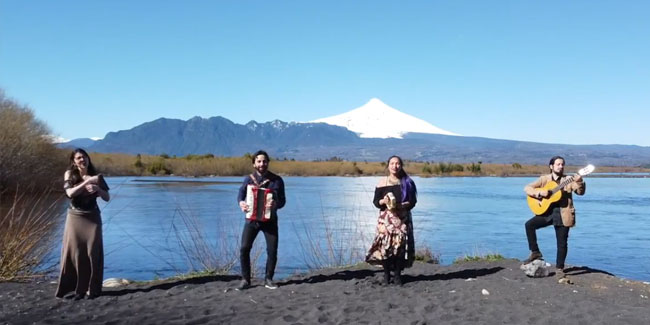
left=241, top=198, right=275, bottom=212
left=265, top=198, right=275, bottom=209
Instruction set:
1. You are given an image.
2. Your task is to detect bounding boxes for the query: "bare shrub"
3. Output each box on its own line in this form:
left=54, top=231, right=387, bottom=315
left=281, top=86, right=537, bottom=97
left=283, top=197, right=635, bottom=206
left=0, top=90, right=67, bottom=193
left=414, top=245, right=441, bottom=264
left=171, top=203, right=239, bottom=274
left=293, top=202, right=371, bottom=271
left=0, top=190, right=65, bottom=281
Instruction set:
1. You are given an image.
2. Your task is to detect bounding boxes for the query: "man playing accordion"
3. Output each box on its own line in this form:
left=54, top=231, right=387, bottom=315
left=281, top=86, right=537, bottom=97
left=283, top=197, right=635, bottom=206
left=235, top=150, right=286, bottom=290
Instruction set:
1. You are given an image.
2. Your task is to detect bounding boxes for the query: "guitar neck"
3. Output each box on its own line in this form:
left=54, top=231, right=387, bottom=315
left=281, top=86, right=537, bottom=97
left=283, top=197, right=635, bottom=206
left=550, top=175, right=574, bottom=194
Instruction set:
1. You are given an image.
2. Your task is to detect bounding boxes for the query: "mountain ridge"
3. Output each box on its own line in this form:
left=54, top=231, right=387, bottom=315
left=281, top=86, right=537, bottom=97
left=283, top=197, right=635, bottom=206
left=58, top=115, right=650, bottom=166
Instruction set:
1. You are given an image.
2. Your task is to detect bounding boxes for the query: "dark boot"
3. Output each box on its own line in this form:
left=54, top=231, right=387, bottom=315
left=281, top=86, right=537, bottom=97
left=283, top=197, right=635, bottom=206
left=235, top=279, right=250, bottom=291
left=393, top=270, right=403, bottom=286
left=382, top=261, right=391, bottom=285
left=522, top=251, right=543, bottom=264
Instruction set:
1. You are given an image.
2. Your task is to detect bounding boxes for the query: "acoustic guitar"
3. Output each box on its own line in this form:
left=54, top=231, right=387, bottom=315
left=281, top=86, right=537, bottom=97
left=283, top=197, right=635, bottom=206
left=526, top=164, right=595, bottom=215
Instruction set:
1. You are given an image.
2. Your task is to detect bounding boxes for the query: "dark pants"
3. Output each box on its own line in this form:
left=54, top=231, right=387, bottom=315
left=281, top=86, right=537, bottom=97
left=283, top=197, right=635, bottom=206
left=240, top=221, right=278, bottom=281
left=525, top=216, right=570, bottom=268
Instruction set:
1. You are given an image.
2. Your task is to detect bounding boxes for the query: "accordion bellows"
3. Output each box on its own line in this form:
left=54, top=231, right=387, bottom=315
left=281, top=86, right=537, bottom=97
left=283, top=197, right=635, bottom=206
left=245, top=184, right=273, bottom=222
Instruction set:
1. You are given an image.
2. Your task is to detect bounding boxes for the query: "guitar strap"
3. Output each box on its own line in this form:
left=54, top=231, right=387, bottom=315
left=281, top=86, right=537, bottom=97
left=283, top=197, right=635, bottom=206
left=249, top=174, right=270, bottom=188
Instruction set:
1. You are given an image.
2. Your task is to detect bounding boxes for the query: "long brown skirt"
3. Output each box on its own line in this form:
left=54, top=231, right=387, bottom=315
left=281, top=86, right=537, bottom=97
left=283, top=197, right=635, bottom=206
left=55, top=208, right=104, bottom=298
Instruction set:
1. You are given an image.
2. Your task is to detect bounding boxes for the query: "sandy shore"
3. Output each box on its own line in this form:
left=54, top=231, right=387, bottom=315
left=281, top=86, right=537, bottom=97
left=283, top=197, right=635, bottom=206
left=1, top=259, right=649, bottom=324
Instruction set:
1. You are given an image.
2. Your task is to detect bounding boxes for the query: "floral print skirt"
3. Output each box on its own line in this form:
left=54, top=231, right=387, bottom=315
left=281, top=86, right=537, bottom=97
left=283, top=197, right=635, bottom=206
left=366, top=209, right=408, bottom=265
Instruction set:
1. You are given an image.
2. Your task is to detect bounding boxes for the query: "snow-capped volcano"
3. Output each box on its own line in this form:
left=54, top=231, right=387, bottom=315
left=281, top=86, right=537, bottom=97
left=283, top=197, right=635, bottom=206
left=311, top=98, right=458, bottom=139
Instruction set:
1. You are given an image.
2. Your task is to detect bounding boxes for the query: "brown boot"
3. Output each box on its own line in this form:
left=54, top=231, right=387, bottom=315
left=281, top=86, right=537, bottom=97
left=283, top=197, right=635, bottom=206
left=522, top=251, right=543, bottom=264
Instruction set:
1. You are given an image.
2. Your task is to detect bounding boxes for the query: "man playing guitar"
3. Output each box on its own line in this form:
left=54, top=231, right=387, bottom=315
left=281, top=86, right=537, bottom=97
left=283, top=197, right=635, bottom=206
left=522, top=156, right=586, bottom=276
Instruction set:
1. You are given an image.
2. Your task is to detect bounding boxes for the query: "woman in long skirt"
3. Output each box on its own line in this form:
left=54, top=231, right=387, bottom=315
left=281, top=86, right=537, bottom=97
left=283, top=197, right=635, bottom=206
left=366, top=155, right=417, bottom=285
left=55, top=148, right=109, bottom=300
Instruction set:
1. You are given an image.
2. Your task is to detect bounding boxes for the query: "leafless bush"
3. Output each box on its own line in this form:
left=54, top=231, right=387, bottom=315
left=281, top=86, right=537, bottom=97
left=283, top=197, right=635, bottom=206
left=0, top=90, right=67, bottom=194
left=0, top=190, right=65, bottom=281
left=414, top=245, right=441, bottom=264
left=171, top=204, right=239, bottom=274
left=293, top=202, right=371, bottom=271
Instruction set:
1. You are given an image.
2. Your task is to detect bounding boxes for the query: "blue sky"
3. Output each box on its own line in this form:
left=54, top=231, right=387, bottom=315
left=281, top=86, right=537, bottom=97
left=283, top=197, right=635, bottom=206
left=1, top=1, right=648, bottom=146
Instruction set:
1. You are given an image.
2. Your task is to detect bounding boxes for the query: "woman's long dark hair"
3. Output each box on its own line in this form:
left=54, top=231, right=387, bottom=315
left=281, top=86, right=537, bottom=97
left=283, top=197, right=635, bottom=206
left=67, top=148, right=97, bottom=185
left=387, top=155, right=417, bottom=203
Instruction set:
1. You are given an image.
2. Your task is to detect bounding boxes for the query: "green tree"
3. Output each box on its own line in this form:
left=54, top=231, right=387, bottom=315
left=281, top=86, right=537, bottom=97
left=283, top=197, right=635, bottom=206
left=134, top=154, right=144, bottom=170
left=147, top=158, right=171, bottom=175
left=469, top=162, right=482, bottom=174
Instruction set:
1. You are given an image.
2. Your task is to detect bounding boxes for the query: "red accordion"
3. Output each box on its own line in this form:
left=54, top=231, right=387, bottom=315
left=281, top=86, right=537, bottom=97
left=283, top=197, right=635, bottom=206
left=245, top=184, right=273, bottom=222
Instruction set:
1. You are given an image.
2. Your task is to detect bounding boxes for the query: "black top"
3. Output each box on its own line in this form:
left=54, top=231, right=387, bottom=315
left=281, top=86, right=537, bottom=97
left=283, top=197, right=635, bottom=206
left=373, top=182, right=417, bottom=213
left=542, top=175, right=565, bottom=226
left=64, top=175, right=109, bottom=212
left=237, top=171, right=286, bottom=221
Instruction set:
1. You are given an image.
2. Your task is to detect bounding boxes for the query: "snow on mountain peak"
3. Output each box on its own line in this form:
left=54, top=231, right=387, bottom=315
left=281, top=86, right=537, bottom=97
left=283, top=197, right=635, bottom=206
left=310, top=98, right=458, bottom=139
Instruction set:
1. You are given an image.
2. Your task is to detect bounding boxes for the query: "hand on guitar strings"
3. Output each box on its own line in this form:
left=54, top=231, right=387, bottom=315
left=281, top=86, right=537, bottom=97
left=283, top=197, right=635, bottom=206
left=537, top=189, right=550, bottom=199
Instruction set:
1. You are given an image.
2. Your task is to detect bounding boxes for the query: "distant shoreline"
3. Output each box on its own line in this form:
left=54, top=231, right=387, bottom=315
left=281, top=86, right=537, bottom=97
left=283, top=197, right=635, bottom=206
left=91, top=152, right=650, bottom=178
left=105, top=173, right=650, bottom=180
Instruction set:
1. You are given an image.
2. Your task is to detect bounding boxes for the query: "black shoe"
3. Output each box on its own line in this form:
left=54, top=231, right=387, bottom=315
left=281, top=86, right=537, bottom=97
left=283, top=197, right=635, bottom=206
left=235, top=280, right=250, bottom=291
left=383, top=271, right=391, bottom=285
left=523, top=251, right=543, bottom=264
left=73, top=293, right=85, bottom=301
left=264, top=279, right=278, bottom=289
left=87, top=293, right=100, bottom=300
left=393, top=272, right=403, bottom=286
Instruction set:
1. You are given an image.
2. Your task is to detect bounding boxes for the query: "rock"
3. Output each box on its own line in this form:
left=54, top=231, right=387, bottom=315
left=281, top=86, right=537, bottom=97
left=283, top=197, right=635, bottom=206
left=520, top=260, right=551, bottom=278
left=482, top=289, right=490, bottom=295
left=102, top=278, right=132, bottom=288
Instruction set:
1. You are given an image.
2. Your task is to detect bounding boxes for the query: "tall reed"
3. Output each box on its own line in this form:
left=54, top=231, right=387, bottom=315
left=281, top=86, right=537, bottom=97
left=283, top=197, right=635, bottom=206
left=0, top=190, right=65, bottom=281
left=292, top=199, right=373, bottom=271
left=171, top=204, right=239, bottom=274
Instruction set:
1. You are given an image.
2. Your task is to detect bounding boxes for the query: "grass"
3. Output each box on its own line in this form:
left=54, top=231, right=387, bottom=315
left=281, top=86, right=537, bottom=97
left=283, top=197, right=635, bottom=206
left=414, top=246, right=441, bottom=264
left=453, top=252, right=505, bottom=264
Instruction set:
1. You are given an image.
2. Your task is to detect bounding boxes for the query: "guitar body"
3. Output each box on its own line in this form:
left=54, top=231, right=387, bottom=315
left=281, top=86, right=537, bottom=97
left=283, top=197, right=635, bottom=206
left=527, top=181, right=563, bottom=215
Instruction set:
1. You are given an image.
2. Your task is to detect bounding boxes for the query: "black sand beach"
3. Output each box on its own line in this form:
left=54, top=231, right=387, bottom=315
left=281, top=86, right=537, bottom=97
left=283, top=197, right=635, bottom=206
left=1, top=259, right=649, bottom=324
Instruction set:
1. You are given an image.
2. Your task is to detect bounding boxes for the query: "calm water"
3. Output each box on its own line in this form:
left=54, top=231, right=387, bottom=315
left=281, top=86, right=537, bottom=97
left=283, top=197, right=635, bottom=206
left=71, top=176, right=650, bottom=281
